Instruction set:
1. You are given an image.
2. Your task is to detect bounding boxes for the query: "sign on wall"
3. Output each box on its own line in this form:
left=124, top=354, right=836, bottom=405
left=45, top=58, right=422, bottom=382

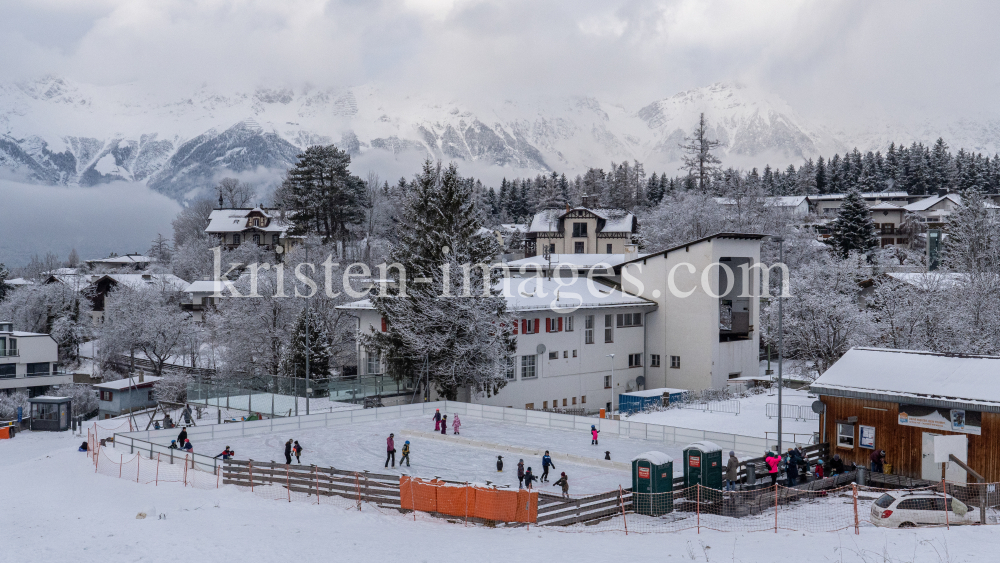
left=859, top=425, right=876, bottom=449
left=898, top=404, right=981, bottom=435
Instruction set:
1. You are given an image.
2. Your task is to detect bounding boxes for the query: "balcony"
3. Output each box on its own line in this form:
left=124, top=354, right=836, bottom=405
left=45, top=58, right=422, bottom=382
left=0, top=349, right=18, bottom=357
left=719, top=303, right=751, bottom=342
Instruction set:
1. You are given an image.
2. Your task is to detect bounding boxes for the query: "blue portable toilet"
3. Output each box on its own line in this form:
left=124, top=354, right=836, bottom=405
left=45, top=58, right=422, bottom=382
left=631, top=451, right=674, bottom=516
left=618, top=388, right=689, bottom=415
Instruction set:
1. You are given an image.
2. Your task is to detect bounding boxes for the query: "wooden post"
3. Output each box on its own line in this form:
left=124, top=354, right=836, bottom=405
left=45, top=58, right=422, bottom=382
left=136, top=454, right=140, bottom=483
left=314, top=466, right=321, bottom=504
left=618, top=486, right=628, bottom=535
left=942, top=479, right=950, bottom=529
left=249, top=460, right=254, bottom=492
left=852, top=483, right=859, bottom=535
left=183, top=455, right=189, bottom=486
left=696, top=485, right=700, bottom=534
left=774, top=482, right=778, bottom=533
left=119, top=454, right=123, bottom=478
left=155, top=453, right=160, bottom=486
left=286, top=466, right=291, bottom=502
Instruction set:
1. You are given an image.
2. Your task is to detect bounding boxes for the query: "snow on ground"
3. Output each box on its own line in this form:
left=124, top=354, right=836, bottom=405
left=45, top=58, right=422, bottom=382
left=191, top=393, right=361, bottom=418
left=5, top=429, right=1000, bottom=563
left=188, top=415, right=660, bottom=492
left=627, top=388, right=820, bottom=443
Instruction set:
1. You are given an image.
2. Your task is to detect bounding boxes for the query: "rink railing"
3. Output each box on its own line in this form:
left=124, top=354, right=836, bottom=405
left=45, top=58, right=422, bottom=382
left=111, top=400, right=797, bottom=475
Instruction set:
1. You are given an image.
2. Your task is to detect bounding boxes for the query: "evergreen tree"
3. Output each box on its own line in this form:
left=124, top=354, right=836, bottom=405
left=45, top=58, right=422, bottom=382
left=0, top=263, right=9, bottom=302
left=815, top=156, right=827, bottom=193
left=930, top=138, right=953, bottom=193
left=285, top=309, right=331, bottom=379
left=361, top=161, right=516, bottom=400
left=646, top=172, right=664, bottom=205
left=829, top=190, right=878, bottom=258
left=678, top=113, right=722, bottom=192
left=277, top=145, right=366, bottom=245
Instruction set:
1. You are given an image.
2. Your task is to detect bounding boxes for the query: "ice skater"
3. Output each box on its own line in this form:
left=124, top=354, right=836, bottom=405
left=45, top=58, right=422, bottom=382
left=541, top=451, right=555, bottom=482
left=552, top=472, right=569, bottom=499
left=385, top=433, right=396, bottom=468
left=517, top=459, right=525, bottom=488
left=452, top=414, right=461, bottom=435
left=293, top=440, right=303, bottom=464
left=284, top=439, right=293, bottom=464
left=214, top=446, right=235, bottom=460
left=177, top=426, right=188, bottom=447
left=590, top=425, right=600, bottom=445
left=523, top=467, right=536, bottom=490
left=400, top=440, right=411, bottom=467
left=433, top=409, right=442, bottom=431
left=496, top=455, right=503, bottom=472
left=182, top=439, right=193, bottom=452
left=440, top=415, right=448, bottom=435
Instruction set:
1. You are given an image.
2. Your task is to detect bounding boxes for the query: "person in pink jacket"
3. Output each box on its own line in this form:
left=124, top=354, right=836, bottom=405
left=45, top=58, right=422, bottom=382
left=590, top=425, right=600, bottom=445
left=452, top=415, right=461, bottom=435
left=765, top=451, right=780, bottom=486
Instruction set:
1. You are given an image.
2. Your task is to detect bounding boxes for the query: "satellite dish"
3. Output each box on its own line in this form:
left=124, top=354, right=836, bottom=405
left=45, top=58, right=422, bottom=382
left=635, top=376, right=646, bottom=389
left=811, top=400, right=826, bottom=414
left=536, top=344, right=546, bottom=355
left=625, top=379, right=635, bottom=392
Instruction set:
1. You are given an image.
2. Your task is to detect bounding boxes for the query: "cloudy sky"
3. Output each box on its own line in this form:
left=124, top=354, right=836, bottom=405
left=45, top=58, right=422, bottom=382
left=1, top=0, right=998, bottom=119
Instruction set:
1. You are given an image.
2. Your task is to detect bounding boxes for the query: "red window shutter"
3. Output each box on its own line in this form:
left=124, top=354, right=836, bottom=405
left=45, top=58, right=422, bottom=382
left=558, top=317, right=563, bottom=331
left=546, top=318, right=551, bottom=333
left=522, top=319, right=528, bottom=334
left=534, top=319, right=540, bottom=334
left=513, top=321, right=518, bottom=335
left=381, top=317, right=387, bottom=332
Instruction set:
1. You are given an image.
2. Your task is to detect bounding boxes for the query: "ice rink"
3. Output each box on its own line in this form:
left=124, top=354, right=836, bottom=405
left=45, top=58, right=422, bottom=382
left=190, top=414, right=747, bottom=493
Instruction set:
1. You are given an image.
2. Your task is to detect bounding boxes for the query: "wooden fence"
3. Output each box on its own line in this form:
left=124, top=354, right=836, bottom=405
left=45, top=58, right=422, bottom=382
left=537, top=488, right=632, bottom=526
left=221, top=459, right=402, bottom=508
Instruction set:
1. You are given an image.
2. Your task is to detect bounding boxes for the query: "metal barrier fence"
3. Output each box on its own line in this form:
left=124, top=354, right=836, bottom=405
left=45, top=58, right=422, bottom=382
left=675, top=399, right=741, bottom=415
left=766, top=403, right=820, bottom=421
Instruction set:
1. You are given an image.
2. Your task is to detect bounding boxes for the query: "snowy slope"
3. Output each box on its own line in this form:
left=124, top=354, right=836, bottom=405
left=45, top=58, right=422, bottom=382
left=3, top=76, right=1000, bottom=201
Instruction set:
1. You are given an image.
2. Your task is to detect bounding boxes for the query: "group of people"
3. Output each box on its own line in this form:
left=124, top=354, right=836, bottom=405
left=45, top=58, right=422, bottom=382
left=168, top=426, right=194, bottom=452
left=510, top=451, right=570, bottom=498
left=432, top=409, right=461, bottom=435
left=717, top=447, right=863, bottom=492
left=284, top=439, right=304, bottom=464
left=385, top=433, right=411, bottom=468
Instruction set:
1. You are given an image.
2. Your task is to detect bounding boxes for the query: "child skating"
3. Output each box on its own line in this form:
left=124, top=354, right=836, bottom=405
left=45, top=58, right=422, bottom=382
left=591, top=425, right=600, bottom=445
left=452, top=414, right=461, bottom=435
left=400, top=440, right=411, bottom=467
left=552, top=472, right=569, bottom=499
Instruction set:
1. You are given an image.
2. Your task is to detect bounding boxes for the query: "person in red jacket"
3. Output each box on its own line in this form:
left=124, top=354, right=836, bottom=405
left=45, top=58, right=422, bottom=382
left=765, top=451, right=780, bottom=486
left=385, top=433, right=396, bottom=468
left=433, top=409, right=442, bottom=431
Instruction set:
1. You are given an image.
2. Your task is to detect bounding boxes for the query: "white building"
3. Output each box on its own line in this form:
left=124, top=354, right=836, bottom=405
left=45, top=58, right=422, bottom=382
left=714, top=195, right=811, bottom=217
left=206, top=206, right=295, bottom=250
left=526, top=206, right=637, bottom=257
left=0, top=322, right=70, bottom=394
left=339, top=232, right=766, bottom=410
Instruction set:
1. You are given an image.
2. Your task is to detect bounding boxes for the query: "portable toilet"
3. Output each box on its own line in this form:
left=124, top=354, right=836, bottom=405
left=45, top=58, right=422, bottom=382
left=631, top=451, right=673, bottom=516
left=683, top=441, right=723, bottom=489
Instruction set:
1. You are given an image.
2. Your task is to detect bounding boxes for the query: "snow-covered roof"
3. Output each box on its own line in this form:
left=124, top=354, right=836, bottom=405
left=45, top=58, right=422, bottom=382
left=86, top=254, right=155, bottom=265
left=686, top=441, right=723, bottom=453
left=0, top=329, right=51, bottom=337
left=527, top=207, right=635, bottom=233
left=714, top=196, right=809, bottom=207
left=870, top=201, right=903, bottom=211
left=811, top=347, right=1000, bottom=408
left=507, top=253, right=648, bottom=271
left=3, top=277, right=34, bottom=286
left=632, top=451, right=674, bottom=465
left=810, top=192, right=910, bottom=201
left=93, top=375, right=163, bottom=390
left=186, top=280, right=228, bottom=294
left=337, top=277, right=656, bottom=314
left=97, top=274, right=190, bottom=292
left=621, top=387, right=688, bottom=398
left=206, top=208, right=289, bottom=234
left=44, top=274, right=99, bottom=287
left=885, top=272, right=966, bottom=289
left=903, top=194, right=961, bottom=212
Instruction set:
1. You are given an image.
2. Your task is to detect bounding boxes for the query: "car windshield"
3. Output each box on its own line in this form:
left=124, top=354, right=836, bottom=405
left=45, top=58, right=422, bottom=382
left=874, top=494, right=895, bottom=509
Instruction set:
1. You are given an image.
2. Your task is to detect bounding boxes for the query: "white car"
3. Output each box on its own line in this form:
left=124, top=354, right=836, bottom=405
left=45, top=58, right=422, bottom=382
left=870, top=491, right=980, bottom=528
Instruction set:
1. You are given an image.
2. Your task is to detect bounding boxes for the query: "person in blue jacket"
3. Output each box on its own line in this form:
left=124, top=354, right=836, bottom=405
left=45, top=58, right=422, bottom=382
left=523, top=467, right=537, bottom=490
left=541, top=451, right=555, bottom=482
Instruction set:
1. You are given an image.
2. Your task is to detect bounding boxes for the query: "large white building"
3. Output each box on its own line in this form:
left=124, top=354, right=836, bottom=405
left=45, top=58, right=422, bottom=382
left=0, top=322, right=70, bottom=394
left=339, top=232, right=766, bottom=411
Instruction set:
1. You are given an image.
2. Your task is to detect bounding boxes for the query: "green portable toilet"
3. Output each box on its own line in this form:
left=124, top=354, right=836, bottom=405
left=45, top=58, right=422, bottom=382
left=631, top=451, right=674, bottom=516
left=683, top=441, right=723, bottom=490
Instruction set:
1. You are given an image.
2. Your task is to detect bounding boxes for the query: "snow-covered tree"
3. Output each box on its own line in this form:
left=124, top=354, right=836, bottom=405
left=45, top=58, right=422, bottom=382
left=148, top=233, right=172, bottom=263
left=276, top=145, right=366, bottom=247
left=829, top=190, right=877, bottom=258
left=217, top=177, right=255, bottom=208
left=0, top=263, right=9, bottom=302
left=361, top=160, right=516, bottom=400
left=679, top=113, right=722, bottom=192
left=636, top=190, right=726, bottom=250
left=284, top=309, right=331, bottom=379
left=100, top=284, right=192, bottom=377
left=0, top=282, right=93, bottom=364
left=172, top=197, right=216, bottom=249
left=48, top=384, right=99, bottom=418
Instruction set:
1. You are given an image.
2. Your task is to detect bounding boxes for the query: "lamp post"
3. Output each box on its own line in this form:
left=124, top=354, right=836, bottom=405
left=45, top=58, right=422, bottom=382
left=304, top=242, right=312, bottom=416
left=773, top=236, right=785, bottom=454
left=606, top=353, right=615, bottom=416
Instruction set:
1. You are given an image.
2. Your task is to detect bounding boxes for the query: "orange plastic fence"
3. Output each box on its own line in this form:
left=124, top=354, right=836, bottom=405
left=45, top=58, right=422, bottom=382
left=400, top=477, right=537, bottom=523
left=0, top=427, right=10, bottom=439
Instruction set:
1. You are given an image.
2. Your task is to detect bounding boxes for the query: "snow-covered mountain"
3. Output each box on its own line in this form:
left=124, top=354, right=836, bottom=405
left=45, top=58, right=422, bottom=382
left=2, top=77, right=998, bottom=200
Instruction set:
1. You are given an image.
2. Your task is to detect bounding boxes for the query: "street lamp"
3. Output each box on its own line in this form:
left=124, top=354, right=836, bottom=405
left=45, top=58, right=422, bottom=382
left=773, top=236, right=785, bottom=454
left=606, top=353, right=615, bottom=416
left=303, top=242, right=313, bottom=416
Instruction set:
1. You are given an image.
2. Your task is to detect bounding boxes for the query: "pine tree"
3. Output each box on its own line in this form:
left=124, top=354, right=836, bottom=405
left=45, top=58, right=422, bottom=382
left=277, top=145, right=366, bottom=246
left=829, top=190, right=878, bottom=258
left=678, top=113, right=722, bottom=192
left=815, top=156, right=828, bottom=193
left=0, top=263, right=9, bottom=302
left=646, top=172, right=664, bottom=205
left=285, top=309, right=331, bottom=379
left=361, top=161, right=516, bottom=400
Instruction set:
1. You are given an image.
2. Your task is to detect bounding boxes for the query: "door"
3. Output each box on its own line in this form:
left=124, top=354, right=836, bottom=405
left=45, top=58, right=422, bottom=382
left=688, top=453, right=702, bottom=485
left=921, top=432, right=968, bottom=483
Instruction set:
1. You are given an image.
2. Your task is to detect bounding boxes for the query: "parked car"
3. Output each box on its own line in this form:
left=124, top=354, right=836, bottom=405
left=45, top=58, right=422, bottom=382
left=870, top=491, right=979, bottom=528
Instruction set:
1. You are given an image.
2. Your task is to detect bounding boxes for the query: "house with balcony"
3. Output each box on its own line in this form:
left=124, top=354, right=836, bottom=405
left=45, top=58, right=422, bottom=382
left=525, top=205, right=637, bottom=258
left=205, top=207, right=295, bottom=251
left=0, top=322, right=71, bottom=396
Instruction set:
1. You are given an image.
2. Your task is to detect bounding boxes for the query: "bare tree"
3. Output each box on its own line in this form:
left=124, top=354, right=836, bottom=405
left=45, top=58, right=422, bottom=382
left=66, top=248, right=80, bottom=268
left=217, top=178, right=256, bottom=208
left=679, top=113, right=722, bottom=192
left=172, top=197, right=217, bottom=248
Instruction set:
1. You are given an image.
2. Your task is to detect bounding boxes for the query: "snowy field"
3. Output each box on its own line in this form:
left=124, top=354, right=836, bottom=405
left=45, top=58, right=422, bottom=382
left=5, top=429, right=1000, bottom=563
left=186, top=415, right=688, bottom=492
left=627, top=388, right=820, bottom=442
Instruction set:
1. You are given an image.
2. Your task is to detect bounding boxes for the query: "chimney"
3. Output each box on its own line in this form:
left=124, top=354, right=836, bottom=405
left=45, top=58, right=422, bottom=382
left=581, top=193, right=590, bottom=208
left=219, top=194, right=224, bottom=208
left=624, top=243, right=638, bottom=260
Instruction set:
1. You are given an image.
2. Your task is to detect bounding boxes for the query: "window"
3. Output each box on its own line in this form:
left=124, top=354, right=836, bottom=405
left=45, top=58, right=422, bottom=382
left=563, top=351, right=568, bottom=358
left=572, top=222, right=588, bottom=237
left=548, top=351, right=558, bottom=360
left=522, top=319, right=537, bottom=334
left=581, top=395, right=586, bottom=404
left=628, top=353, right=642, bottom=367
left=0, top=364, right=15, bottom=378
left=521, top=355, right=536, bottom=379
left=574, top=241, right=585, bottom=254
left=525, top=403, right=534, bottom=410
left=366, top=351, right=381, bottom=375
left=572, top=397, right=577, bottom=405
left=604, top=314, right=614, bottom=343
left=584, top=315, right=594, bottom=344
left=604, top=375, right=611, bottom=389
left=100, top=390, right=113, bottom=402
left=545, top=317, right=563, bottom=332
left=548, top=244, right=556, bottom=254
left=543, top=401, right=548, bottom=409
left=572, top=350, right=577, bottom=358
left=837, top=423, right=855, bottom=448
left=505, top=357, right=515, bottom=380
left=26, top=362, right=50, bottom=376
left=253, top=234, right=261, bottom=244
left=273, top=234, right=280, bottom=245
left=874, top=494, right=895, bottom=509
left=616, top=312, right=642, bottom=327
left=670, top=355, right=680, bottom=369
left=728, top=372, right=741, bottom=379
left=650, top=354, right=660, bottom=367
left=563, top=399, right=567, bottom=407
left=606, top=244, right=612, bottom=253
left=148, top=390, right=155, bottom=401
left=233, top=234, right=241, bottom=245
left=565, top=316, right=574, bottom=332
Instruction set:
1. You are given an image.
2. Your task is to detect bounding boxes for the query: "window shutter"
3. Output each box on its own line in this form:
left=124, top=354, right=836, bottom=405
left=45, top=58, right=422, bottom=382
left=522, top=319, right=528, bottom=334
left=381, top=317, right=387, bottom=332
left=558, top=317, right=563, bottom=331
left=513, top=320, right=518, bottom=335
left=534, top=319, right=540, bottom=334
left=546, top=318, right=551, bottom=333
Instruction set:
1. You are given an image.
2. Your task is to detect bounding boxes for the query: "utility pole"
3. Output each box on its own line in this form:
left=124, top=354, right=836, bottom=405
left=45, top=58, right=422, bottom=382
left=775, top=236, right=785, bottom=454
left=606, top=353, right=616, bottom=416
left=304, top=243, right=311, bottom=416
